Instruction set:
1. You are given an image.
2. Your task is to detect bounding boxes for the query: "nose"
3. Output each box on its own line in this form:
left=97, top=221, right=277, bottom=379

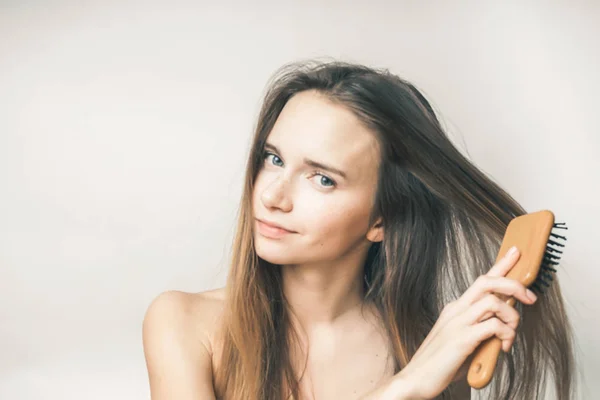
left=260, top=176, right=293, bottom=213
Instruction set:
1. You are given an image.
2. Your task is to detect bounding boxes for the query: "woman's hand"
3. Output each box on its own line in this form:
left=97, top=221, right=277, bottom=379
left=396, top=246, right=538, bottom=400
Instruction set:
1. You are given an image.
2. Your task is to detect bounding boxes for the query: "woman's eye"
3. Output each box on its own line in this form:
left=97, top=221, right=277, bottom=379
left=265, top=152, right=283, bottom=167
left=315, top=174, right=336, bottom=188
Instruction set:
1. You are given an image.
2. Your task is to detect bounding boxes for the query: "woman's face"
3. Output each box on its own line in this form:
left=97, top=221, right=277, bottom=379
left=252, top=90, right=383, bottom=266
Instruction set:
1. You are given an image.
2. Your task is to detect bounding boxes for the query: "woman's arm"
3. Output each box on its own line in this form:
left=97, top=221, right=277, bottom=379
left=365, top=248, right=532, bottom=400
left=142, top=291, right=217, bottom=400
left=358, top=374, right=420, bottom=400
left=359, top=373, right=471, bottom=400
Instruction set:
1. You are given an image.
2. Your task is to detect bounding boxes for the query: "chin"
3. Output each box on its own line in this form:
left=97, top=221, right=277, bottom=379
left=255, top=249, right=291, bottom=266
left=254, top=238, right=297, bottom=265
left=257, top=254, right=289, bottom=266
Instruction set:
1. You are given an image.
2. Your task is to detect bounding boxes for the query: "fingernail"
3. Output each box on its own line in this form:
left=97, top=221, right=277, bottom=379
left=526, top=289, right=537, bottom=302
left=506, top=246, right=518, bottom=257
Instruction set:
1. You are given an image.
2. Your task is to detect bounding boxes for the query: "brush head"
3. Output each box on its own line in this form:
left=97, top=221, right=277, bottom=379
left=498, top=210, right=567, bottom=294
left=532, top=221, right=567, bottom=294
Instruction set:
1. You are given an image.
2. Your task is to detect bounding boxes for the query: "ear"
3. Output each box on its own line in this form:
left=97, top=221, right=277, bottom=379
left=366, top=217, right=384, bottom=243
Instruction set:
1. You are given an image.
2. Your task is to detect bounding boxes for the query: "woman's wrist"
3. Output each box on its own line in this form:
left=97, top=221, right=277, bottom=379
left=358, top=371, right=422, bottom=400
left=389, top=370, right=424, bottom=400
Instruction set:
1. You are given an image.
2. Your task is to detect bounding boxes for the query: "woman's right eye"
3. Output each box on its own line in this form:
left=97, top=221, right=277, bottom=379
left=264, top=152, right=284, bottom=167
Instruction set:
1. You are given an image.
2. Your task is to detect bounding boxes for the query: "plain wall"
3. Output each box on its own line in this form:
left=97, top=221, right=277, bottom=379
left=1, top=1, right=598, bottom=398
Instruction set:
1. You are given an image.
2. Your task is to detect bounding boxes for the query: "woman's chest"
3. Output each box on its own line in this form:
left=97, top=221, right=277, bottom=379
left=290, top=322, right=395, bottom=400
left=211, top=315, right=396, bottom=399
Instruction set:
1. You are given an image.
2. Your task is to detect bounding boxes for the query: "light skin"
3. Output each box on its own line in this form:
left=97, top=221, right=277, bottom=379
left=142, top=89, right=539, bottom=400
left=252, top=89, right=384, bottom=329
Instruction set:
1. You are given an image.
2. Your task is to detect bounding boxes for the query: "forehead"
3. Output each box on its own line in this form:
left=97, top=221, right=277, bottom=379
left=267, top=91, right=380, bottom=182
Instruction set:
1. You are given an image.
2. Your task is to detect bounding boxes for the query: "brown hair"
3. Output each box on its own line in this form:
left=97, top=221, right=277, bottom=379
left=213, top=59, right=577, bottom=399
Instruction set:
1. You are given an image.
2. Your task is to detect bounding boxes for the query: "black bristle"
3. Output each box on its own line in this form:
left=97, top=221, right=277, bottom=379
left=540, top=271, right=554, bottom=281
left=542, top=265, right=557, bottom=273
left=537, top=276, right=551, bottom=286
left=543, top=260, right=560, bottom=266
left=550, top=233, right=567, bottom=240
left=529, top=220, right=567, bottom=296
left=546, top=246, right=563, bottom=254
left=547, top=239, right=565, bottom=247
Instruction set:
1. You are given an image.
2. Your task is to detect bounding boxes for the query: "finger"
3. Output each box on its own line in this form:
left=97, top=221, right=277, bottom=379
left=486, top=246, right=520, bottom=278
left=503, top=334, right=517, bottom=353
left=457, top=247, right=521, bottom=306
left=469, top=317, right=516, bottom=353
left=459, top=275, right=536, bottom=307
left=462, top=293, right=521, bottom=330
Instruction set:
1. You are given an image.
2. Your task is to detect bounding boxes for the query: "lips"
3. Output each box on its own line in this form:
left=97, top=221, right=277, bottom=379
left=256, top=219, right=296, bottom=233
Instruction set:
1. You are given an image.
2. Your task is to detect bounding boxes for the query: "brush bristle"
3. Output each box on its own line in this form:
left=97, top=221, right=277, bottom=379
left=530, top=222, right=567, bottom=294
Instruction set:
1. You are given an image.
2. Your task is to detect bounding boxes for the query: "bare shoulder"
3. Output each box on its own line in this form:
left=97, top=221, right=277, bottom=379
left=143, top=288, right=226, bottom=343
left=142, top=288, right=226, bottom=400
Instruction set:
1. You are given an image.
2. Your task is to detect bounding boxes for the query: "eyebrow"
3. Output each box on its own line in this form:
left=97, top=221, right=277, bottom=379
left=264, top=143, right=348, bottom=179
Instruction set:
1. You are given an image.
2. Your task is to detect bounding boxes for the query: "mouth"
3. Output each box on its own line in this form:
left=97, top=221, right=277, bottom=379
left=256, top=219, right=296, bottom=238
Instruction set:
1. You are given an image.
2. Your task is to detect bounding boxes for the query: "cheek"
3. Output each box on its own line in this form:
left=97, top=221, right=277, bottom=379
left=305, top=202, right=372, bottom=248
left=253, top=195, right=373, bottom=265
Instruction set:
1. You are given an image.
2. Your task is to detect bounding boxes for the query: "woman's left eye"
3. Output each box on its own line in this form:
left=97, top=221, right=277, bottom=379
left=314, top=173, right=336, bottom=188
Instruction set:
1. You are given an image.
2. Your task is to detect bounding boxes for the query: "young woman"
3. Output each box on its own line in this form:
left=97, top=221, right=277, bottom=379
left=142, top=60, right=577, bottom=399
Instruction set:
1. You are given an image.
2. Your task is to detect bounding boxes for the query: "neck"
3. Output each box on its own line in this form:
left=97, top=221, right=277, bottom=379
left=281, top=244, right=371, bottom=331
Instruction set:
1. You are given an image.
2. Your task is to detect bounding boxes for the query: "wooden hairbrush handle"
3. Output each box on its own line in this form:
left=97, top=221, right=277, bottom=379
left=467, top=295, right=517, bottom=389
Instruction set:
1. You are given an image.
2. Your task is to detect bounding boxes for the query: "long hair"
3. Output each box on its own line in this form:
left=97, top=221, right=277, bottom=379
left=213, top=60, right=577, bottom=399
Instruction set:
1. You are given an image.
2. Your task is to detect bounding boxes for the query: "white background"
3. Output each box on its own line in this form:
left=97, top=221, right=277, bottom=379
left=1, top=1, right=598, bottom=398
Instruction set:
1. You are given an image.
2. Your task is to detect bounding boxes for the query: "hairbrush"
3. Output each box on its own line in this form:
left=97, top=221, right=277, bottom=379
left=467, top=210, right=567, bottom=389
